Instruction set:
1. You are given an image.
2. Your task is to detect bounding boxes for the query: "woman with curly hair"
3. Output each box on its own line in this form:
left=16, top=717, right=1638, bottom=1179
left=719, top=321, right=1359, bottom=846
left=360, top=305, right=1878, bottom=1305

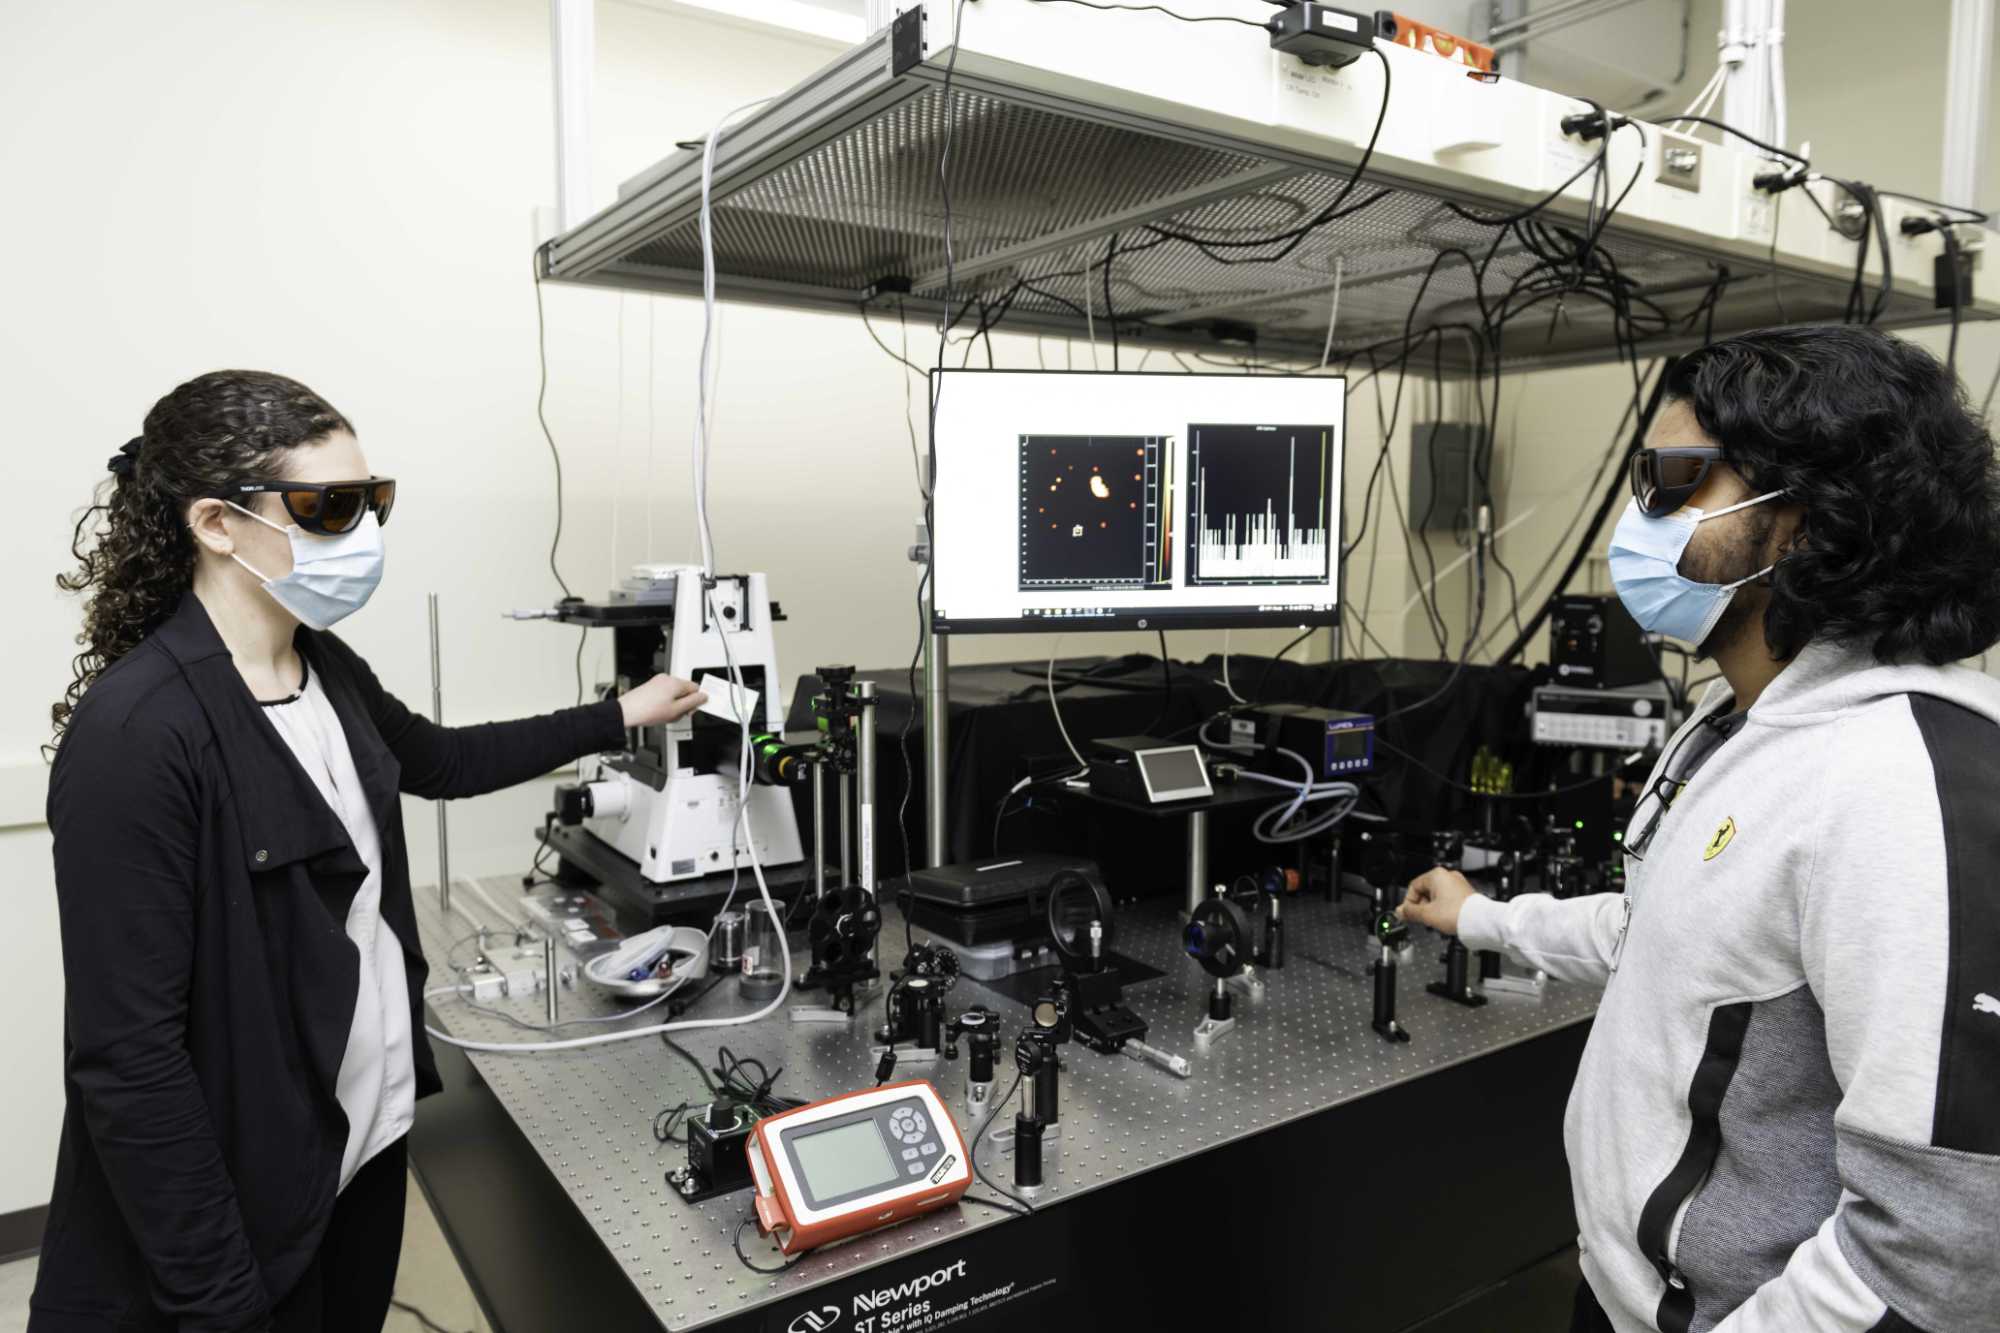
left=33, top=371, right=707, bottom=1333
left=1401, top=326, right=2000, bottom=1333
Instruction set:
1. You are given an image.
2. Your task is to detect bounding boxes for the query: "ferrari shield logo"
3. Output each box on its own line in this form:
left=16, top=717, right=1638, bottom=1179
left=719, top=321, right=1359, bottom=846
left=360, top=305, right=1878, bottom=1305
left=1703, top=817, right=1736, bottom=862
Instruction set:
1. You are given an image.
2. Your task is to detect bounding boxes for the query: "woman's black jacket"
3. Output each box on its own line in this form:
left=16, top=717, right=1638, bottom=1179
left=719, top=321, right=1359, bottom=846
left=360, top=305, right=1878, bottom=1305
left=29, top=592, right=624, bottom=1332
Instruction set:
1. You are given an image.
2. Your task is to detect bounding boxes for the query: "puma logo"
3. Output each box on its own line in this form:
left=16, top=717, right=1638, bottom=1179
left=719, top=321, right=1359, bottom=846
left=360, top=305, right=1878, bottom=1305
left=1975, top=993, right=2000, bottom=1017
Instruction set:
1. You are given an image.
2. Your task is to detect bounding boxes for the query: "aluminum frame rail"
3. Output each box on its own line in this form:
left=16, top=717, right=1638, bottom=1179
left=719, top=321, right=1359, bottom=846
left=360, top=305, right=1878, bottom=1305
left=540, top=1, right=1993, bottom=371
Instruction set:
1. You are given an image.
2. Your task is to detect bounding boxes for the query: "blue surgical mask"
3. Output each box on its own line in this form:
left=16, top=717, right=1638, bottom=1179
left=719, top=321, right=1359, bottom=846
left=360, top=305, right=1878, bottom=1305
left=1606, top=493, right=1784, bottom=645
left=227, top=502, right=385, bottom=631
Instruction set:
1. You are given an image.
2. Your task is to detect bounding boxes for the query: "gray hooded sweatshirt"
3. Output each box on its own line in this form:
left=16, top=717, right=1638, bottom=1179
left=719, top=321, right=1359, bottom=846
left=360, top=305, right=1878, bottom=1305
left=1458, top=637, right=2000, bottom=1333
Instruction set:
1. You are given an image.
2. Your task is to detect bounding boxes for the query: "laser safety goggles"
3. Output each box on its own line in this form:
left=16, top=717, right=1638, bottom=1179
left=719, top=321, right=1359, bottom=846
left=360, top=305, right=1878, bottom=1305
left=1629, top=446, right=1725, bottom=518
left=216, top=477, right=397, bottom=535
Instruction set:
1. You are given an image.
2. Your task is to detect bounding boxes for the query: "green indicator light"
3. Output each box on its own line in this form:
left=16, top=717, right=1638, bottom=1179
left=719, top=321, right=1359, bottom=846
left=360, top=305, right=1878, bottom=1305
left=1574, top=819, right=1584, bottom=829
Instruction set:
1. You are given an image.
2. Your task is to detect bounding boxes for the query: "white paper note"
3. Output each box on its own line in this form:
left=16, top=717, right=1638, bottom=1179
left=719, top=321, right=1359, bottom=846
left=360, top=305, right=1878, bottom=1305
left=696, top=673, right=759, bottom=726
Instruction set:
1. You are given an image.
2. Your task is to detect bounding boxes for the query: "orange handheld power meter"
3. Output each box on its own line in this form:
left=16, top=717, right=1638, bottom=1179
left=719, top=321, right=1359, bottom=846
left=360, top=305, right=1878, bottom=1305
left=747, top=1079, right=971, bottom=1254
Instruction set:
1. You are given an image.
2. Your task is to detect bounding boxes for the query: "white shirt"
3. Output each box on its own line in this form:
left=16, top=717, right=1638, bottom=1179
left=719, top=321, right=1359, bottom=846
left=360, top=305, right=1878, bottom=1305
left=260, top=660, right=416, bottom=1192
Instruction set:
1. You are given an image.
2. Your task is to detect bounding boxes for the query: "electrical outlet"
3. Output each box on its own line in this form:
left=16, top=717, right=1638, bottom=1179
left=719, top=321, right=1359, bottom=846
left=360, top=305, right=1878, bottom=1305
left=1656, top=134, right=1702, bottom=193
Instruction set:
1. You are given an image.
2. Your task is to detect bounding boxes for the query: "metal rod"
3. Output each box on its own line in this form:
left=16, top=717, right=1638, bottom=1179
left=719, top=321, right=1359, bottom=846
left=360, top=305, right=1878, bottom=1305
left=428, top=594, right=449, bottom=917
left=923, top=623, right=949, bottom=867
left=855, top=680, right=878, bottom=895
left=1124, top=1039, right=1192, bottom=1079
left=1185, top=809, right=1209, bottom=917
left=811, top=761, right=827, bottom=901
left=1490, top=0, right=1647, bottom=44
left=543, top=936, right=558, bottom=1023
left=838, top=773, right=853, bottom=889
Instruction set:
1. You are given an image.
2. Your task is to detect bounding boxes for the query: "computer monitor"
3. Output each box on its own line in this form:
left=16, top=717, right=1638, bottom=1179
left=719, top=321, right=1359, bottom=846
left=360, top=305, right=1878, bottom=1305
left=929, top=369, right=1346, bottom=634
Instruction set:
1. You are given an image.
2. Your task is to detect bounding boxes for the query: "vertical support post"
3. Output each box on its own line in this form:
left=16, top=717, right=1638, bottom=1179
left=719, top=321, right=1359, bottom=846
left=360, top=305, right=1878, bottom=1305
left=924, top=623, right=950, bottom=867
left=811, top=761, right=828, bottom=901
left=429, top=594, right=450, bottom=917
left=838, top=775, right=853, bottom=889
left=1942, top=0, right=1995, bottom=218
left=550, top=0, right=595, bottom=232
left=1185, top=810, right=1209, bottom=918
left=856, top=681, right=879, bottom=895
left=543, top=936, right=559, bottom=1023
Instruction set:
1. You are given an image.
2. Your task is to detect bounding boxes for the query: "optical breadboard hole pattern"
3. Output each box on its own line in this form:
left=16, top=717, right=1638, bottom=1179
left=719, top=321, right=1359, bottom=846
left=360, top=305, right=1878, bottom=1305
left=417, top=877, right=1598, bottom=1328
left=626, top=89, right=1270, bottom=290
left=592, top=83, right=1945, bottom=368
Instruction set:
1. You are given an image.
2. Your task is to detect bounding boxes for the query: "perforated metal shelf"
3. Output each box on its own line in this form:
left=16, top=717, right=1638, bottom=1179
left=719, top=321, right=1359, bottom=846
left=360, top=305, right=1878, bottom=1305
left=416, top=875, right=1600, bottom=1329
left=540, top=3, right=1992, bottom=371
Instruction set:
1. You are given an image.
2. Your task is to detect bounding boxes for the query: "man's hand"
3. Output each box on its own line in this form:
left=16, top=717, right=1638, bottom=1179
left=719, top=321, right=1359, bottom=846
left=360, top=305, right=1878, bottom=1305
left=618, top=674, right=708, bottom=728
left=1397, top=866, right=1478, bottom=935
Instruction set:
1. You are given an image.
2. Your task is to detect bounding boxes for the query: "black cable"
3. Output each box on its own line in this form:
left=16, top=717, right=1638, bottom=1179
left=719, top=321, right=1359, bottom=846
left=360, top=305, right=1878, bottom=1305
left=1142, top=629, right=1172, bottom=733
left=1654, top=115, right=1807, bottom=166
left=530, top=247, right=572, bottom=600
left=1378, top=527, right=1485, bottom=726
left=1103, top=232, right=1120, bottom=370
left=1374, top=737, right=1633, bottom=799
left=1024, top=0, right=1271, bottom=28
left=906, top=0, right=967, bottom=881
left=1488, top=543, right=1526, bottom=645
left=1944, top=226, right=1963, bottom=377
left=1494, top=364, right=1674, bottom=666
left=858, top=298, right=928, bottom=375
left=1145, top=49, right=1392, bottom=264
left=1871, top=188, right=1989, bottom=224
left=958, top=1192, right=1030, bottom=1216
left=656, top=1039, right=805, bottom=1145
left=390, top=1296, right=471, bottom=1333
left=1766, top=189, right=1787, bottom=323
left=1250, top=628, right=1314, bottom=703
left=969, top=1067, right=1035, bottom=1214
left=734, top=1214, right=800, bottom=1274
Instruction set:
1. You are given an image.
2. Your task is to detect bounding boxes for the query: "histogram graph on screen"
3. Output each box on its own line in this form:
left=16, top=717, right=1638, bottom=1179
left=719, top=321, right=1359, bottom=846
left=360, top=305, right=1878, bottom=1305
left=1184, top=423, right=1333, bottom=586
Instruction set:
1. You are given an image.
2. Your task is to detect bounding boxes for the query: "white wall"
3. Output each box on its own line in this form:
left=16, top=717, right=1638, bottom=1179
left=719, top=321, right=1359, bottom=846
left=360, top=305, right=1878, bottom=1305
left=0, top=0, right=1309, bottom=1217
left=0, top=0, right=1994, bottom=1219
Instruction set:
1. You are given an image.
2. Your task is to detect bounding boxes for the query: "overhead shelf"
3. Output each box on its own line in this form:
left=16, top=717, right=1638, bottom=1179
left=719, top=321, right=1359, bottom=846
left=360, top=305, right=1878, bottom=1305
left=541, top=1, right=1993, bottom=372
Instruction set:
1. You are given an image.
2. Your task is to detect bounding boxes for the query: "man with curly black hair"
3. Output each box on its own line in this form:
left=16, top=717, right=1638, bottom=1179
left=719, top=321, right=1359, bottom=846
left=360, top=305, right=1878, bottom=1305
left=1401, top=326, right=2000, bottom=1333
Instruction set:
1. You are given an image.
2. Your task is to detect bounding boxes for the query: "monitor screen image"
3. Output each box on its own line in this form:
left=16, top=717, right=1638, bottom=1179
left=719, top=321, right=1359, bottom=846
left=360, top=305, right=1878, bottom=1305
left=930, top=370, right=1345, bottom=633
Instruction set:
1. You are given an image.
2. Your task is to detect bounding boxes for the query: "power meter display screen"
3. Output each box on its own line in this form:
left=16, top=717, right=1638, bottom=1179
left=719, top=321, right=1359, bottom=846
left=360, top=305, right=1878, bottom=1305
left=790, top=1119, right=900, bottom=1200
left=1139, top=747, right=1208, bottom=798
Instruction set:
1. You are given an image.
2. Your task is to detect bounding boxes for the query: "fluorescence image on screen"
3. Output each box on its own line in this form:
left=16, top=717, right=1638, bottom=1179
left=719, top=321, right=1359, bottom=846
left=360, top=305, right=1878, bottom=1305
left=1017, top=434, right=1169, bottom=590
left=1184, top=423, right=1334, bottom=586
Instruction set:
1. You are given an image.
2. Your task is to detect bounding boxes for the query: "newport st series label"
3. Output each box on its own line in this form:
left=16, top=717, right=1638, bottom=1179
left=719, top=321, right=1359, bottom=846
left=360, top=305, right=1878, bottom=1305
left=763, top=1214, right=1068, bottom=1333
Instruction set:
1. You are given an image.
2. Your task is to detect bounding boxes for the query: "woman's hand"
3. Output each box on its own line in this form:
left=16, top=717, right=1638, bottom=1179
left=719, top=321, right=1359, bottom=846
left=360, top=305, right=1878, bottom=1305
left=618, top=674, right=708, bottom=728
left=1396, top=866, right=1478, bottom=935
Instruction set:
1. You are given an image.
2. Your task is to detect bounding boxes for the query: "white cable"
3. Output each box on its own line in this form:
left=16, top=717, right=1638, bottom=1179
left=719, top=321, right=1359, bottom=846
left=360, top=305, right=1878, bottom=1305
left=693, top=95, right=777, bottom=579
left=445, top=979, right=686, bottom=1034
left=1046, top=637, right=1090, bottom=772
left=612, top=295, right=624, bottom=587
left=424, top=798, right=790, bottom=1053
left=1679, top=66, right=1724, bottom=119
left=447, top=874, right=529, bottom=935
left=1395, top=503, right=1541, bottom=616
left=1318, top=256, right=1344, bottom=370
left=1200, top=715, right=1251, bottom=751
left=1221, top=631, right=1247, bottom=705
left=429, top=100, right=803, bottom=1053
